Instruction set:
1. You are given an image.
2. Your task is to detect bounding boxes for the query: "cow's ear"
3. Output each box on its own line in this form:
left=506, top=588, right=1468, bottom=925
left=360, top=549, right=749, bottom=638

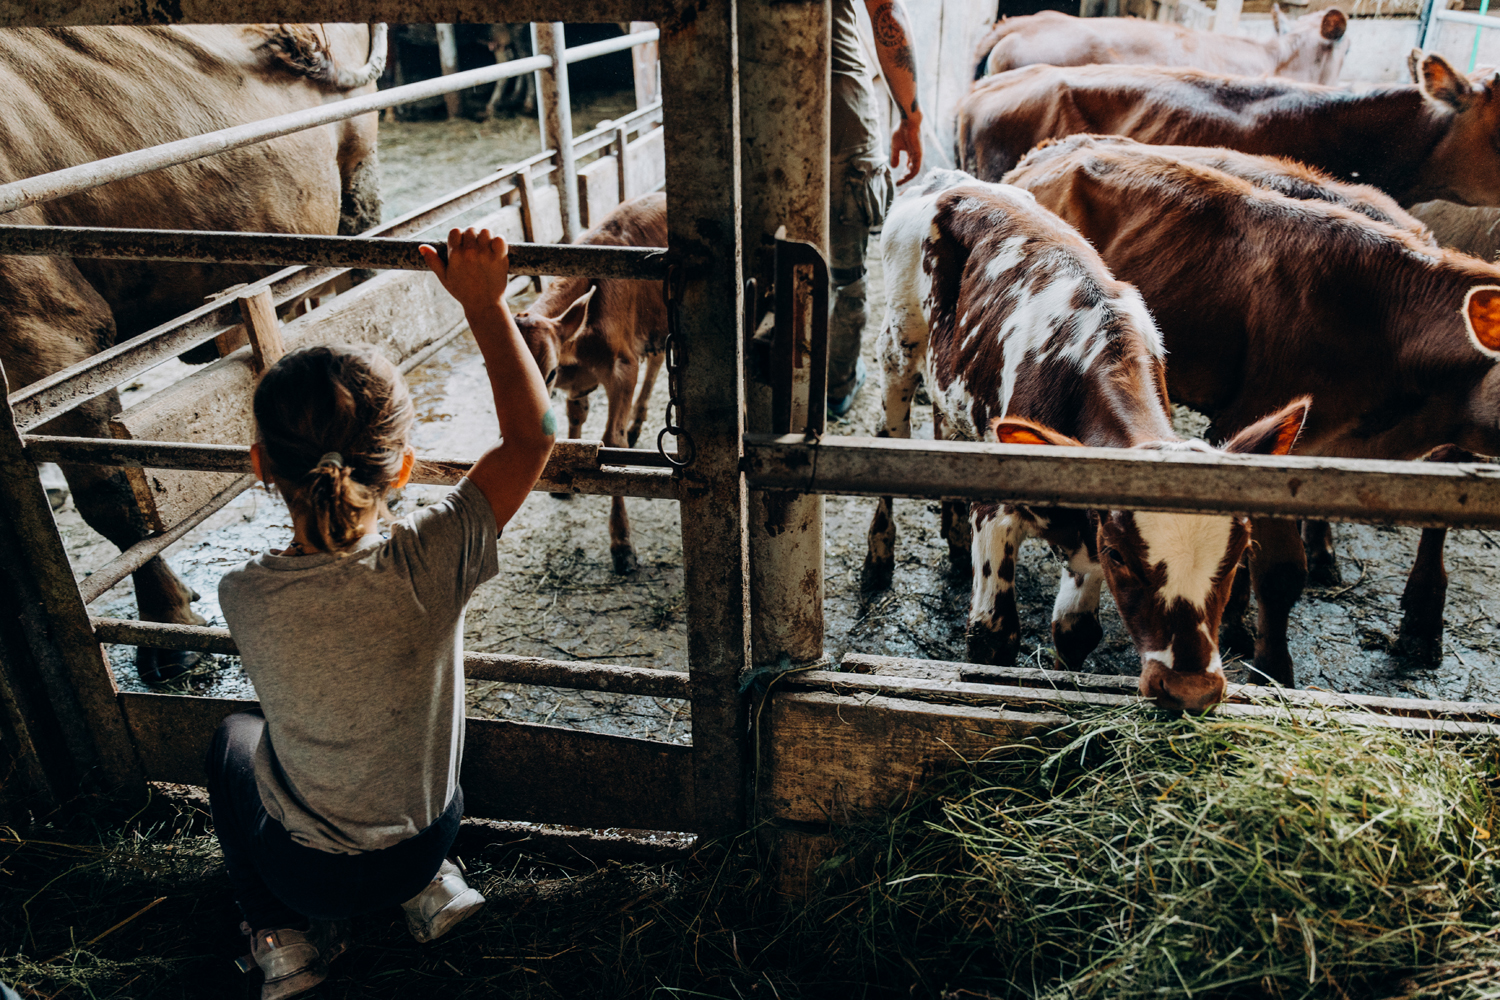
left=1408, top=48, right=1424, bottom=84
left=1465, top=285, right=1500, bottom=357
left=991, top=417, right=1084, bottom=448
left=1272, top=3, right=1287, bottom=33
left=1223, top=397, right=1310, bottom=456
left=1321, top=8, right=1347, bottom=41
left=1418, top=52, right=1474, bottom=111
left=555, top=285, right=597, bottom=343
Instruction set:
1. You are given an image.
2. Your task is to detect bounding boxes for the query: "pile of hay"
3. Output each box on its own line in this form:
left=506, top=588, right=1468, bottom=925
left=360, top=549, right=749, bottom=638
left=3, top=706, right=1499, bottom=999
left=835, top=707, right=1500, bottom=998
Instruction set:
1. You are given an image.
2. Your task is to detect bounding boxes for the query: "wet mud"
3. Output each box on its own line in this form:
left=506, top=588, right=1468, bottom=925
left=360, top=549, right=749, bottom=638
left=57, top=99, right=1500, bottom=750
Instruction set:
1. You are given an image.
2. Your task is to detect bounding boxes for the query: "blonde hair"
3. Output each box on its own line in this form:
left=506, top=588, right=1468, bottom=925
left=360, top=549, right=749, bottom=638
left=253, top=344, right=415, bottom=552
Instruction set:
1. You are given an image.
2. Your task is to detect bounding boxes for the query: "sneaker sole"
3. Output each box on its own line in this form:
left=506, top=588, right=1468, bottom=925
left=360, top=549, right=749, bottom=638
left=407, top=889, right=485, bottom=944
left=262, top=963, right=328, bottom=1000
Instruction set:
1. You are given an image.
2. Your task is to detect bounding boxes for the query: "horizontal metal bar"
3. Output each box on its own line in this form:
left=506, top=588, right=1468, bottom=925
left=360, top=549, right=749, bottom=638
left=92, top=618, right=688, bottom=698
left=77, top=474, right=256, bottom=605
left=1431, top=8, right=1500, bottom=27
left=0, top=53, right=553, bottom=217
left=25, top=435, right=680, bottom=500
left=0, top=1, right=674, bottom=28
left=563, top=28, right=660, bottom=64
left=7, top=152, right=557, bottom=432
left=0, top=226, right=669, bottom=279
left=744, top=434, right=1500, bottom=528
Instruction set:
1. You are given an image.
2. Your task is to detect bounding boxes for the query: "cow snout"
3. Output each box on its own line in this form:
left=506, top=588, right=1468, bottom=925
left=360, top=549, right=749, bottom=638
left=1139, top=655, right=1226, bottom=713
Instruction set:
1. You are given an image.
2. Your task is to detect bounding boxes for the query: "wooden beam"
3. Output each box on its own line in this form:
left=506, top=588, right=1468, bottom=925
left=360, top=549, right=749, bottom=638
left=236, top=288, right=284, bottom=373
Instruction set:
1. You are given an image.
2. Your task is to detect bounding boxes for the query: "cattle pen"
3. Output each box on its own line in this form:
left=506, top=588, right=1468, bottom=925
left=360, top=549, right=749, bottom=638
left=5, top=1, right=1500, bottom=994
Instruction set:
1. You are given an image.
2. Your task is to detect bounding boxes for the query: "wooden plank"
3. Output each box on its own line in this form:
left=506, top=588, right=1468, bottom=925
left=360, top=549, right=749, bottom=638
left=625, top=128, right=665, bottom=200
left=120, top=691, right=695, bottom=829
left=763, top=691, right=1069, bottom=825
left=845, top=653, right=1500, bottom=722
left=630, top=20, right=659, bottom=107
left=578, top=154, right=622, bottom=230
left=237, top=288, right=284, bottom=372
left=529, top=182, right=565, bottom=246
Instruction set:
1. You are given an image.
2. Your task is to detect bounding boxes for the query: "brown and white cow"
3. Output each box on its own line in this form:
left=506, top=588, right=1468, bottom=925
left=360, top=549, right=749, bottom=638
left=958, top=54, right=1500, bottom=209
left=862, top=169, right=1309, bottom=712
left=970, top=7, right=1348, bottom=86
left=1004, top=136, right=1500, bottom=687
left=514, top=192, right=666, bottom=575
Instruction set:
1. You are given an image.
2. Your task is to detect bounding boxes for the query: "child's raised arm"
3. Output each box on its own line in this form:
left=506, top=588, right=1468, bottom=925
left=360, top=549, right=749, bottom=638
left=421, top=227, right=554, bottom=532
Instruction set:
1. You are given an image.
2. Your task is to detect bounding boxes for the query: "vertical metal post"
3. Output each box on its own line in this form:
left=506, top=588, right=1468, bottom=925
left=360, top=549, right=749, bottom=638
left=533, top=22, right=581, bottom=244
left=660, top=0, right=751, bottom=836
left=0, top=361, right=144, bottom=802
left=741, top=0, right=830, bottom=669
left=435, top=24, right=462, bottom=120
left=1419, top=0, right=1439, bottom=51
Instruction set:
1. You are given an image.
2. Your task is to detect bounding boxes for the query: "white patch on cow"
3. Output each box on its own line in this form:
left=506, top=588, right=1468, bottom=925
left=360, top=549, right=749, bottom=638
left=983, top=234, right=1028, bottom=282
left=1134, top=511, right=1234, bottom=610
left=1115, top=287, right=1165, bottom=359
left=1144, top=648, right=1174, bottom=670
left=993, top=269, right=1087, bottom=418
left=1052, top=565, right=1104, bottom=623
left=969, top=509, right=1030, bottom=625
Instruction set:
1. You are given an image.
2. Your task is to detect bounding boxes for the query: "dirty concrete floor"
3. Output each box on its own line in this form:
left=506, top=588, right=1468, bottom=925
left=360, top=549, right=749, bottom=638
left=57, top=100, right=1500, bottom=750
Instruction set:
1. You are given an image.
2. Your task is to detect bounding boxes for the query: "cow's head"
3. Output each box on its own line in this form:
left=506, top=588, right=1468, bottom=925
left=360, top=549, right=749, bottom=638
left=1271, top=5, right=1348, bottom=85
left=513, top=285, right=596, bottom=397
left=991, top=398, right=1310, bottom=713
left=1410, top=51, right=1500, bottom=206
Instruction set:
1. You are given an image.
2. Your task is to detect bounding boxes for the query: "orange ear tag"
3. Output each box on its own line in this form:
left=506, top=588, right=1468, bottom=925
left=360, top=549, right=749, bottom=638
left=1464, top=285, right=1500, bottom=358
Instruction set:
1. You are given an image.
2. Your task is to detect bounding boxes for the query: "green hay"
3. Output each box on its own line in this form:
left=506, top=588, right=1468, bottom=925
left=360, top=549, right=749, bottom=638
left=3, top=704, right=1500, bottom=999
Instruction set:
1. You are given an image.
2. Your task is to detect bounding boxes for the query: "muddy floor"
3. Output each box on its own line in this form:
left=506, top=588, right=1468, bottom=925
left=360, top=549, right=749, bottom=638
left=56, top=96, right=1500, bottom=752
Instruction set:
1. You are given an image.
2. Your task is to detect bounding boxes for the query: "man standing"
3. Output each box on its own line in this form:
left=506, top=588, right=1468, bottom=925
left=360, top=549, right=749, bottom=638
left=828, top=0, right=923, bottom=416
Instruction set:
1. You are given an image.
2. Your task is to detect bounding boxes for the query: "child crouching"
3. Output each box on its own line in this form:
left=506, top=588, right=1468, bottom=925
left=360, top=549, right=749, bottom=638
left=208, top=228, right=554, bottom=999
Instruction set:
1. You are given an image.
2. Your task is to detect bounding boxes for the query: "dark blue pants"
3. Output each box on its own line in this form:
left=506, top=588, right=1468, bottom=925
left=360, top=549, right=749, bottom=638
left=206, top=711, right=462, bottom=930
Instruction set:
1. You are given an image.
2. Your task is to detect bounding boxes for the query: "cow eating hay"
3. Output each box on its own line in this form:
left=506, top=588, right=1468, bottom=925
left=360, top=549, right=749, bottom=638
left=862, top=169, right=1308, bottom=712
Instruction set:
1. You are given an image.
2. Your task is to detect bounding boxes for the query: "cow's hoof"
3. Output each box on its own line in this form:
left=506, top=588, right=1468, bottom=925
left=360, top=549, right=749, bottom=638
left=965, top=624, right=1019, bottom=666
left=1052, top=614, right=1103, bottom=671
left=1393, top=628, right=1443, bottom=668
left=1306, top=551, right=1342, bottom=587
left=549, top=492, right=575, bottom=501
left=860, top=556, right=893, bottom=593
left=612, top=547, right=639, bottom=575
left=137, top=647, right=201, bottom=686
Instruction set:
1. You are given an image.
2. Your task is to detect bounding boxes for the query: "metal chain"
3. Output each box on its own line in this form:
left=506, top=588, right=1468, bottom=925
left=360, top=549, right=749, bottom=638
left=657, top=264, right=697, bottom=469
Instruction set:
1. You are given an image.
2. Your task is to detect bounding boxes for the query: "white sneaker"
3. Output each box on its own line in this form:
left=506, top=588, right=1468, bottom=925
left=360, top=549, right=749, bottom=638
left=242, top=924, right=327, bottom=1000
left=400, top=860, right=485, bottom=943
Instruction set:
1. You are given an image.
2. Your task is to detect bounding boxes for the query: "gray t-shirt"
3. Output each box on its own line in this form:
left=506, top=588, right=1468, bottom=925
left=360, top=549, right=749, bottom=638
left=219, top=477, right=499, bottom=855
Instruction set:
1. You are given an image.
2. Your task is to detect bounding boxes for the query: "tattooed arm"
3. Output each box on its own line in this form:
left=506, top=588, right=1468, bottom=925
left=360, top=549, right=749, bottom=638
left=865, top=0, right=923, bottom=184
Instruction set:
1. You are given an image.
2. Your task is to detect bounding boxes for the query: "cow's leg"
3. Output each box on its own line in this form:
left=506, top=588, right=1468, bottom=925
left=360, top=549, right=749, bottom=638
left=1303, top=519, right=1341, bottom=586
left=965, top=503, right=1029, bottom=665
left=935, top=410, right=972, bottom=577
left=1395, top=527, right=1448, bottom=666
left=627, top=351, right=664, bottom=448
left=1248, top=517, right=1305, bottom=688
left=1040, top=509, right=1104, bottom=670
left=48, top=394, right=205, bottom=683
left=1221, top=552, right=1254, bottom=661
left=862, top=311, right=921, bottom=592
left=603, top=360, right=640, bottom=574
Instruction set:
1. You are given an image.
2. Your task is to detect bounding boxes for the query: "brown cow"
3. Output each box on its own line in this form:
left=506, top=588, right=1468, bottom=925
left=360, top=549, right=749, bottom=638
left=958, top=54, right=1500, bottom=209
left=0, top=24, right=384, bottom=682
left=862, top=169, right=1309, bottom=712
left=514, top=192, right=666, bottom=575
left=971, top=7, right=1348, bottom=86
left=1004, top=135, right=1500, bottom=688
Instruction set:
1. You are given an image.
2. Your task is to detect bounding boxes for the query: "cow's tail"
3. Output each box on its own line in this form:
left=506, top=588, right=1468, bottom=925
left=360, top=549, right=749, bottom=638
left=259, top=23, right=389, bottom=90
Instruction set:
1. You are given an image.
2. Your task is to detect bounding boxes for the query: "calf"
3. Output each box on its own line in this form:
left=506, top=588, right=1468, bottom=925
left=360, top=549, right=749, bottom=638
left=958, top=54, right=1500, bottom=209
left=971, top=7, right=1347, bottom=85
left=514, top=192, right=666, bottom=574
left=1004, top=136, right=1500, bottom=687
left=863, top=169, right=1308, bottom=712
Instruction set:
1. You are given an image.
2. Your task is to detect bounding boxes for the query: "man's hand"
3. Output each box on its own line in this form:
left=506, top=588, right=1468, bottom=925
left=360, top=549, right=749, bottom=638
left=891, top=115, right=923, bottom=185
left=420, top=227, right=511, bottom=315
